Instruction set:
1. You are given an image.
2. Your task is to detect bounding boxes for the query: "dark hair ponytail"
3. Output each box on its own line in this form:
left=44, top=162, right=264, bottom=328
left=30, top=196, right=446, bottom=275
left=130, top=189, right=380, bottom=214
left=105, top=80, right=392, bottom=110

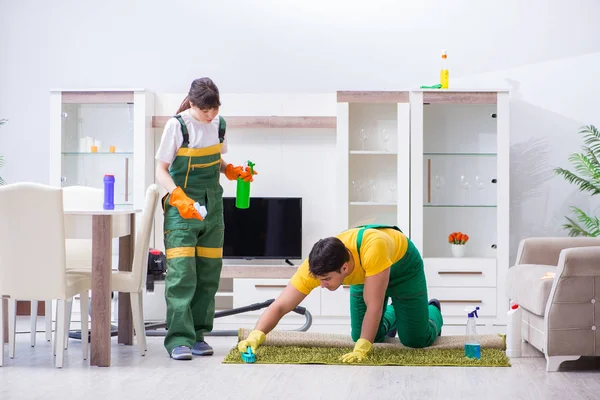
left=175, top=77, right=221, bottom=114
left=176, top=96, right=191, bottom=114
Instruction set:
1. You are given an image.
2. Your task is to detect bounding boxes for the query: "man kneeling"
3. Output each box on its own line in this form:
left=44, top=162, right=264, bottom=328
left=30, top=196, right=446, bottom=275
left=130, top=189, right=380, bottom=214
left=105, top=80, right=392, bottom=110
left=238, top=224, right=443, bottom=363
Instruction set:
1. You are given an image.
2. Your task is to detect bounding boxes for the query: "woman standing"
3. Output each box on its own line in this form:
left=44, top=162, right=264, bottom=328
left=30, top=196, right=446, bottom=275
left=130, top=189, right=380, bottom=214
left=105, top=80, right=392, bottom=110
left=155, top=77, right=256, bottom=360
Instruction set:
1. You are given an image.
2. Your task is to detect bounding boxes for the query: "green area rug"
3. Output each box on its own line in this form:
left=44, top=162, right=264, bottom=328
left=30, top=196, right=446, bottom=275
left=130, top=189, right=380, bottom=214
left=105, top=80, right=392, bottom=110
left=223, top=329, right=511, bottom=367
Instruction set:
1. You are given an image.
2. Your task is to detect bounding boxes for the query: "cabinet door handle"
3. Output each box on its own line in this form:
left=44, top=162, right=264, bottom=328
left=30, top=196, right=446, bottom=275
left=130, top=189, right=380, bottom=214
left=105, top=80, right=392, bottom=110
left=438, top=271, right=483, bottom=275
left=439, top=299, right=483, bottom=304
left=342, top=285, right=350, bottom=289
left=255, top=284, right=286, bottom=289
left=427, top=158, right=431, bottom=203
left=125, top=158, right=129, bottom=202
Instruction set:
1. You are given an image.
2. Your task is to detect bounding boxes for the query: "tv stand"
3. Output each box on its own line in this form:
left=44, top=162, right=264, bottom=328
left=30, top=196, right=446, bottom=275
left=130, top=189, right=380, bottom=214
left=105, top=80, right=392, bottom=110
left=285, top=259, right=294, bottom=266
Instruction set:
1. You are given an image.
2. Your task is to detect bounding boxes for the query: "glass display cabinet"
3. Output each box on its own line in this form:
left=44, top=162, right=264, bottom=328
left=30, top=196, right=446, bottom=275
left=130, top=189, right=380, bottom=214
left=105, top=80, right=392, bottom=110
left=335, top=91, right=411, bottom=233
left=410, top=89, right=510, bottom=329
left=49, top=89, right=154, bottom=211
left=336, top=89, right=510, bottom=331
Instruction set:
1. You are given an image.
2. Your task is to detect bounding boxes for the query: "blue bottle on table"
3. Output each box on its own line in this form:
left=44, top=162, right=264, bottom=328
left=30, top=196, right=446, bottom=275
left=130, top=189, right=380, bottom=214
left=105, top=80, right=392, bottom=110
left=103, top=174, right=115, bottom=210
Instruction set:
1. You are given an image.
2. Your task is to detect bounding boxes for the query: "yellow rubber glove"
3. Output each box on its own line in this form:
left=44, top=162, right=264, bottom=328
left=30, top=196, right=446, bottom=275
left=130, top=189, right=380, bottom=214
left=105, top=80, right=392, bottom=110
left=237, top=330, right=266, bottom=353
left=169, top=187, right=203, bottom=220
left=341, top=338, right=373, bottom=363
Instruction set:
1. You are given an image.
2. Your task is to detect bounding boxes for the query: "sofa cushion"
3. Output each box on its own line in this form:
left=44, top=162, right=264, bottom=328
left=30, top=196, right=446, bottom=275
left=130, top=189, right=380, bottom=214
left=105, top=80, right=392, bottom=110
left=506, top=264, right=556, bottom=316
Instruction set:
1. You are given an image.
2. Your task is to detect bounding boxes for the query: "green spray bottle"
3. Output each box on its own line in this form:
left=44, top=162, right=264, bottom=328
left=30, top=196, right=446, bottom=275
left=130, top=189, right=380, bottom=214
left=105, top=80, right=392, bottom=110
left=236, top=160, right=255, bottom=209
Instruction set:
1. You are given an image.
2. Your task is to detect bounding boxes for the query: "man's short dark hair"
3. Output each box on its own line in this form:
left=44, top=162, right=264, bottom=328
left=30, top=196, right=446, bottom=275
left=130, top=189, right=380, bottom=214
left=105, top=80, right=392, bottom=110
left=308, top=237, right=350, bottom=277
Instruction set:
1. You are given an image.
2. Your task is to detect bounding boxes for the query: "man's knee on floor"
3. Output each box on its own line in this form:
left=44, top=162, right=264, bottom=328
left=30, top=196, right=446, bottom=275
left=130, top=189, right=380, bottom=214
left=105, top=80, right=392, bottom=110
left=399, top=335, right=432, bottom=349
left=351, top=329, right=361, bottom=342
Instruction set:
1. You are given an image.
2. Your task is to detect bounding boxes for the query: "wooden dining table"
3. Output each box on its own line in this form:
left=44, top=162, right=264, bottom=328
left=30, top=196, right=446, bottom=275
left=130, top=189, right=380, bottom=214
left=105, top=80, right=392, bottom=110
left=63, top=207, right=140, bottom=367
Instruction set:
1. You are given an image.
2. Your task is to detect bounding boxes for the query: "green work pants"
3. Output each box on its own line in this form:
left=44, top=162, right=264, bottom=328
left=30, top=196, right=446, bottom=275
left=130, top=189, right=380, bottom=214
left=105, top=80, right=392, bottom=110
left=349, top=240, right=443, bottom=347
left=163, top=186, right=224, bottom=354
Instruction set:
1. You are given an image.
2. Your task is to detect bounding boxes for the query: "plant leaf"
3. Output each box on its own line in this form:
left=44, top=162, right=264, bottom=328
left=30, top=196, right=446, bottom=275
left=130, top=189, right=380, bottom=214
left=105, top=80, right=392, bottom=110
left=562, top=216, right=590, bottom=237
left=582, top=125, right=600, bottom=159
left=583, top=144, right=600, bottom=170
left=570, top=206, right=600, bottom=237
left=567, top=153, right=600, bottom=183
left=554, top=167, right=600, bottom=195
left=0, top=176, right=5, bottom=186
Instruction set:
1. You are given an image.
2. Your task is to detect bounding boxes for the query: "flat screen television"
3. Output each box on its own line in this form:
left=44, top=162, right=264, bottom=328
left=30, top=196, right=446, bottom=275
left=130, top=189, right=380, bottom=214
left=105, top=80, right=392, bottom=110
left=222, top=197, right=302, bottom=260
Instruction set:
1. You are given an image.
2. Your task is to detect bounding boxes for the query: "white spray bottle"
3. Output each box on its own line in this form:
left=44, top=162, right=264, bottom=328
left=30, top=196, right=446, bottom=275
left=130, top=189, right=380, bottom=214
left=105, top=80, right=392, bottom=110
left=464, top=306, right=480, bottom=359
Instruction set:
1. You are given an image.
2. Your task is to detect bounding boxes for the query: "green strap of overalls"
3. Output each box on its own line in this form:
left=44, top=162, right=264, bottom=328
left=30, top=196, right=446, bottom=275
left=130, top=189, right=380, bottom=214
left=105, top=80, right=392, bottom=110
left=355, top=224, right=402, bottom=266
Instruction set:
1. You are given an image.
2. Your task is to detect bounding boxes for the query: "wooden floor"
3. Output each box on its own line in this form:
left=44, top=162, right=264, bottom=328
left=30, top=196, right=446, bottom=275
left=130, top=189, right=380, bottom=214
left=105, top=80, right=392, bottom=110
left=1, top=318, right=599, bottom=400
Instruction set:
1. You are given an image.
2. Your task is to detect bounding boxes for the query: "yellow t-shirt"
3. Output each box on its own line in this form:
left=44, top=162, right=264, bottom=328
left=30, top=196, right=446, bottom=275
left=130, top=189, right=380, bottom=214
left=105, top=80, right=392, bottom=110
left=290, top=228, right=409, bottom=295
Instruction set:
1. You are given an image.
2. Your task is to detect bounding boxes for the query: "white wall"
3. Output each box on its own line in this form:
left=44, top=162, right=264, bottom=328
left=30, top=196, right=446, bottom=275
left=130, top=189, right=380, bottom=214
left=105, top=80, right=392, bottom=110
left=1, top=0, right=600, bottom=263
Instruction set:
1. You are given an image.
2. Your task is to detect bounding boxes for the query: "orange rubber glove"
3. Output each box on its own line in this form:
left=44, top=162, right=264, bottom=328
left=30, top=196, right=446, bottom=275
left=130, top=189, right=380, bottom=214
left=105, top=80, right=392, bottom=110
left=224, top=164, right=258, bottom=182
left=240, top=166, right=258, bottom=182
left=168, top=187, right=203, bottom=220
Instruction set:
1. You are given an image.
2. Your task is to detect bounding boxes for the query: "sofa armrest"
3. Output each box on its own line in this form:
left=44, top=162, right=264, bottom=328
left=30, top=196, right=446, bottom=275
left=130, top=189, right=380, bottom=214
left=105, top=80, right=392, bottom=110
left=515, top=237, right=600, bottom=266
left=556, top=246, right=600, bottom=277
left=545, top=246, right=600, bottom=357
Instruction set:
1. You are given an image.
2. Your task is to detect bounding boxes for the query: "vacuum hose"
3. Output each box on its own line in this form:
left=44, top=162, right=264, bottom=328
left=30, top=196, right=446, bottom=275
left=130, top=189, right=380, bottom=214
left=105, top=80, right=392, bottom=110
left=144, top=299, right=313, bottom=337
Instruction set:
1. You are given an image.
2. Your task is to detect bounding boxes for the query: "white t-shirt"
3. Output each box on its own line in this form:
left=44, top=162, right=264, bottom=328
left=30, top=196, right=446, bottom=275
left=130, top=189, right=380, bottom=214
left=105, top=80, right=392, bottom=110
left=155, top=109, right=228, bottom=165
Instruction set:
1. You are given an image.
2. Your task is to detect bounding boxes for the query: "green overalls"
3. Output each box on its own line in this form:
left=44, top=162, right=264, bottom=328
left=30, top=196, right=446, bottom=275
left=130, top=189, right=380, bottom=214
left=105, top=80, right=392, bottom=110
left=162, top=115, right=227, bottom=354
left=349, top=224, right=443, bottom=348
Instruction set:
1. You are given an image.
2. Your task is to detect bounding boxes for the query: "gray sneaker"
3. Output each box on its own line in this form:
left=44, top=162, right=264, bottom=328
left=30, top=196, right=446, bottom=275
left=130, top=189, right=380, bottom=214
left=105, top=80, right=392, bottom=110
left=171, top=346, right=193, bottom=360
left=192, top=341, right=214, bottom=356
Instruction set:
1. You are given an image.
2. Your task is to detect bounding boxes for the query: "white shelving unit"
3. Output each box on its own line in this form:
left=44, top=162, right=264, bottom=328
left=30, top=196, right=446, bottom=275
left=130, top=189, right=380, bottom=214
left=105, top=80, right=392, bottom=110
left=49, top=89, right=155, bottom=245
left=409, top=89, right=510, bottom=329
left=140, top=90, right=510, bottom=333
left=150, top=93, right=338, bottom=320
left=336, top=91, right=411, bottom=232
left=333, top=89, right=510, bottom=331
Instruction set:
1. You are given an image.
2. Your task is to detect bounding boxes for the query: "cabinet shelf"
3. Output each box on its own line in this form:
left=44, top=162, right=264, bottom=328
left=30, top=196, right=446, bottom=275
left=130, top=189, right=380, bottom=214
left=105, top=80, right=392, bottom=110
left=423, top=152, right=497, bottom=157
left=350, top=151, right=397, bottom=155
left=152, top=115, right=336, bottom=129
left=62, top=152, right=133, bottom=156
left=424, top=204, right=496, bottom=208
left=350, top=202, right=397, bottom=206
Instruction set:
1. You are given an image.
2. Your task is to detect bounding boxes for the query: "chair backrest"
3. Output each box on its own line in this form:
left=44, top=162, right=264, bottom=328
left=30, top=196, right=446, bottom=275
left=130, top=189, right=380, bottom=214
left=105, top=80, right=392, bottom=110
left=62, top=185, right=103, bottom=210
left=131, top=184, right=159, bottom=292
left=0, top=183, right=67, bottom=300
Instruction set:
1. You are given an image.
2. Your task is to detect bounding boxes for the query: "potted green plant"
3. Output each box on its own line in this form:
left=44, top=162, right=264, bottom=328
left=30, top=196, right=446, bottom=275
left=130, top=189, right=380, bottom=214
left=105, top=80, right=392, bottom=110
left=0, top=118, right=6, bottom=185
left=554, top=125, right=600, bottom=237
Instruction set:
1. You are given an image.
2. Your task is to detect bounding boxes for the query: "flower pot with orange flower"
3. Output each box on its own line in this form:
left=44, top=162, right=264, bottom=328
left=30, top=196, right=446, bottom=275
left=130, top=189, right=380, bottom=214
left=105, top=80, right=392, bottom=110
left=448, top=231, right=469, bottom=257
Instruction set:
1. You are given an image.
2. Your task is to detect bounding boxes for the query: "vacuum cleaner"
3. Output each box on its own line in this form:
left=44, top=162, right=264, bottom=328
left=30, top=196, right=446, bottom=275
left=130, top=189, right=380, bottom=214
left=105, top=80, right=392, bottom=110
left=69, top=249, right=312, bottom=341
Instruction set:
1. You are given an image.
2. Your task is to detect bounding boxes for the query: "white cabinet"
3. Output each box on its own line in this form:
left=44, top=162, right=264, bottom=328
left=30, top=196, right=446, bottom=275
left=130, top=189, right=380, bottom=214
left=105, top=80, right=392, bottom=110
left=333, top=90, right=510, bottom=330
left=410, top=90, right=510, bottom=327
left=233, top=278, right=321, bottom=321
left=320, top=285, right=351, bottom=316
left=335, top=92, right=410, bottom=231
left=49, top=89, right=155, bottom=245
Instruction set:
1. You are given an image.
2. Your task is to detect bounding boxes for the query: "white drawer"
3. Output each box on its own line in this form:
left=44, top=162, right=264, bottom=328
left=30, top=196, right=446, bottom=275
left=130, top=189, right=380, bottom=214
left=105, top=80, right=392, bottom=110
left=320, top=285, right=351, bottom=316
left=233, top=278, right=321, bottom=316
left=424, top=258, right=496, bottom=287
left=427, top=287, right=496, bottom=318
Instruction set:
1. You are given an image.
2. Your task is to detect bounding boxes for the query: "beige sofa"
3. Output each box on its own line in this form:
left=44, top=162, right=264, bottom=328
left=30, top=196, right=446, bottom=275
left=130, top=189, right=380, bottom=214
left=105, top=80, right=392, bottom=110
left=506, top=237, right=600, bottom=371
